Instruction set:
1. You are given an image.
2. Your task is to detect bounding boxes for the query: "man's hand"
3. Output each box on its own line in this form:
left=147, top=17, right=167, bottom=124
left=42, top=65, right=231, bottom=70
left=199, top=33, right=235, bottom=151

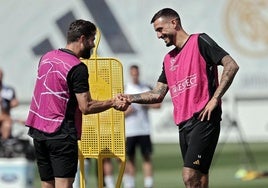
left=198, top=97, right=219, bottom=121
left=112, top=94, right=130, bottom=111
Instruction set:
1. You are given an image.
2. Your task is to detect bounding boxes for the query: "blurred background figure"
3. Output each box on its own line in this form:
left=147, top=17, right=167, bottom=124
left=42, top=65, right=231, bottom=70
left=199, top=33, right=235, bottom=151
left=103, top=158, right=115, bottom=188
left=73, top=158, right=115, bottom=188
left=122, top=65, right=161, bottom=188
left=0, top=68, right=19, bottom=141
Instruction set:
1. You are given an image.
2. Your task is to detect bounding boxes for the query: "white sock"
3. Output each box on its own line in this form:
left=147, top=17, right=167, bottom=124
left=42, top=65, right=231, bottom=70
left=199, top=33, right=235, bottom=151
left=104, top=175, right=115, bottom=188
left=144, top=176, right=153, bottom=188
left=123, top=174, right=135, bottom=188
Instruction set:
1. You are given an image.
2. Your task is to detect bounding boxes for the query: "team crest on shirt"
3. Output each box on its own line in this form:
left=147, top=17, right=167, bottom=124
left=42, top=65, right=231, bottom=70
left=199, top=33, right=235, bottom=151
left=169, top=58, right=179, bottom=71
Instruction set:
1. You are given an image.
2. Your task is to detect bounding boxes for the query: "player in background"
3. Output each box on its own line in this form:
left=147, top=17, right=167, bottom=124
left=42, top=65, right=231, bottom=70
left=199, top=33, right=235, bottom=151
left=123, top=65, right=161, bottom=188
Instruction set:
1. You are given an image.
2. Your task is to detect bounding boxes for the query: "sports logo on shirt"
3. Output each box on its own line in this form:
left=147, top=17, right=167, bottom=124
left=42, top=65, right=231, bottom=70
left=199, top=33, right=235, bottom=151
left=170, top=57, right=179, bottom=71
left=170, top=74, right=197, bottom=97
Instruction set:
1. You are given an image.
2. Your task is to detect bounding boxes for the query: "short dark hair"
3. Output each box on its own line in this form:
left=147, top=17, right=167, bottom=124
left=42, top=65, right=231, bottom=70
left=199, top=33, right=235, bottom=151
left=130, top=64, right=139, bottom=70
left=151, top=8, right=181, bottom=24
left=67, top=19, right=96, bottom=43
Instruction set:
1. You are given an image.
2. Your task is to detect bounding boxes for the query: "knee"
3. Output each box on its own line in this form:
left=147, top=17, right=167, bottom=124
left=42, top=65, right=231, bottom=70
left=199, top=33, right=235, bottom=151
left=183, top=174, right=200, bottom=187
left=128, top=156, right=135, bottom=164
left=1, top=115, right=12, bottom=126
left=182, top=168, right=201, bottom=187
left=143, top=154, right=151, bottom=162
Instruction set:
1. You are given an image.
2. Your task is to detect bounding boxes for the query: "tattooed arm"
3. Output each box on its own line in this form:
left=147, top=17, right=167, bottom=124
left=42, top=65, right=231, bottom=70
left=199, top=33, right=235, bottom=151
left=76, top=91, right=129, bottom=115
left=213, top=55, right=239, bottom=100
left=199, top=55, right=239, bottom=121
left=122, top=82, right=168, bottom=104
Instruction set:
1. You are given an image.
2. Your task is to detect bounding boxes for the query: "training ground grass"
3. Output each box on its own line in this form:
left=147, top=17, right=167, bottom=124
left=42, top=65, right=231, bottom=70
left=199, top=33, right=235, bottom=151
left=34, top=142, right=268, bottom=188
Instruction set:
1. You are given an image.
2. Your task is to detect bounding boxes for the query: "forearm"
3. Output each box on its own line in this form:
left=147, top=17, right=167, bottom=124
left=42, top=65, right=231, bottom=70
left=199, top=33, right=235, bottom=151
left=76, top=92, right=115, bottom=114
left=213, top=55, right=239, bottom=100
left=128, top=92, right=160, bottom=104
left=128, top=82, right=168, bottom=104
left=10, top=99, right=19, bottom=108
left=84, top=99, right=114, bottom=114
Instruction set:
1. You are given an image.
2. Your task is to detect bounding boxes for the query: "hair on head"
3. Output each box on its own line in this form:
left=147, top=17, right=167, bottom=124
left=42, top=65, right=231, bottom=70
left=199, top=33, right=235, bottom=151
left=151, top=8, right=180, bottom=24
left=67, top=19, right=96, bottom=43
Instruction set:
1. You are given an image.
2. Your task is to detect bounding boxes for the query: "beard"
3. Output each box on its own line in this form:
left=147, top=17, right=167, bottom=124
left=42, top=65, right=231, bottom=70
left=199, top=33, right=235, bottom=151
left=163, top=34, right=174, bottom=47
left=166, top=41, right=172, bottom=47
left=80, top=47, right=92, bottom=59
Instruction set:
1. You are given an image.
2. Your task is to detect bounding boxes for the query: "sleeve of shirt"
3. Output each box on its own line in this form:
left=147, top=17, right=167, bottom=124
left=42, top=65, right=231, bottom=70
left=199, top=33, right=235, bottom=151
left=198, top=33, right=229, bottom=65
left=11, top=88, right=16, bottom=100
left=157, top=63, right=167, bottom=84
left=70, top=63, right=90, bottom=93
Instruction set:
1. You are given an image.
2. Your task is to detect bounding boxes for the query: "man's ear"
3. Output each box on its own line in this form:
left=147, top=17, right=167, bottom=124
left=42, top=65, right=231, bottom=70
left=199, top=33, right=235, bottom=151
left=77, top=35, right=87, bottom=44
left=171, top=19, right=179, bottom=29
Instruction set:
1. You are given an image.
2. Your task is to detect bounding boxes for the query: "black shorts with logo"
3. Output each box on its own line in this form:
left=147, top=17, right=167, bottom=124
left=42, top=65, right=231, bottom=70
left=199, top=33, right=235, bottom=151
left=33, top=136, right=78, bottom=181
left=179, top=116, right=220, bottom=174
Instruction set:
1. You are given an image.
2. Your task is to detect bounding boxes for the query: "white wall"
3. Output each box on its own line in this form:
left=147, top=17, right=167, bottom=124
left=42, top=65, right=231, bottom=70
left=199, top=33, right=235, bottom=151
left=2, top=0, right=268, bottom=142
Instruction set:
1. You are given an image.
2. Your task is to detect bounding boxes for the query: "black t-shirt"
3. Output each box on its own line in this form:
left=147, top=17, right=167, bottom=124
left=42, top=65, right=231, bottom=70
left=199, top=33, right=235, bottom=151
left=0, top=85, right=16, bottom=114
left=157, top=33, right=229, bottom=123
left=28, top=49, right=89, bottom=140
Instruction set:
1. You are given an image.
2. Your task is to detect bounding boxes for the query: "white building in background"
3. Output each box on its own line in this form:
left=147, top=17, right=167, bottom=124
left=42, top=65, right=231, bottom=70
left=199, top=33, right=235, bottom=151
left=1, top=0, right=268, bottom=142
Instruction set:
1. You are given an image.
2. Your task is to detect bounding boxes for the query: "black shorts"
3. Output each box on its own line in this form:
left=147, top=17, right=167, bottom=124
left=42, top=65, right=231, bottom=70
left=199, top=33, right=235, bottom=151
left=179, top=117, right=220, bottom=174
left=33, top=136, right=78, bottom=181
left=126, top=135, right=152, bottom=159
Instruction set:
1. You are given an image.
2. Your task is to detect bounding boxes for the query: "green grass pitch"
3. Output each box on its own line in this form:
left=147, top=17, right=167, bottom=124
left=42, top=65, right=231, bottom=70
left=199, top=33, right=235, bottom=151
left=34, top=142, right=268, bottom=188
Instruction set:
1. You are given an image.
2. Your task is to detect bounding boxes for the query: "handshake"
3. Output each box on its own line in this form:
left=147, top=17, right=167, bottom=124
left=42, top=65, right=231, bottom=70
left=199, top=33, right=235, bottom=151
left=112, top=94, right=130, bottom=111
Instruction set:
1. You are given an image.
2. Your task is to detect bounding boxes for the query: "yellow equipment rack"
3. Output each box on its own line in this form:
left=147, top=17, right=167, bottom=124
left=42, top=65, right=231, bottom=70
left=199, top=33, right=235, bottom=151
left=78, top=29, right=126, bottom=188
